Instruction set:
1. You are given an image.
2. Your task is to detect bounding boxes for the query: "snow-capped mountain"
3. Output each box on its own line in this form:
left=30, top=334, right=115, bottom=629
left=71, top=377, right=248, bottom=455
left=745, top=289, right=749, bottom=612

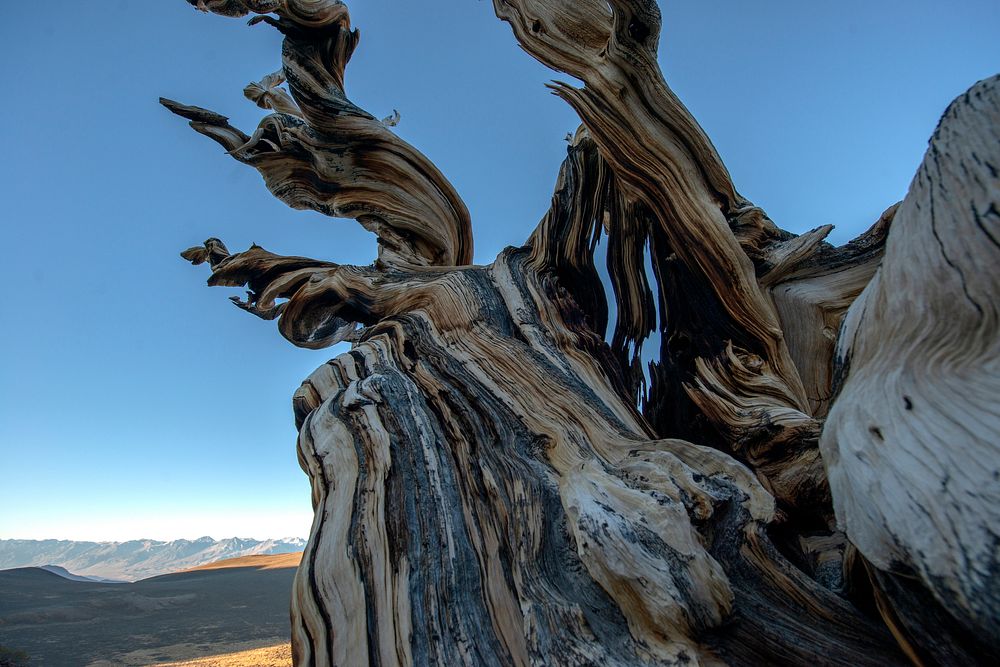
left=0, top=537, right=307, bottom=581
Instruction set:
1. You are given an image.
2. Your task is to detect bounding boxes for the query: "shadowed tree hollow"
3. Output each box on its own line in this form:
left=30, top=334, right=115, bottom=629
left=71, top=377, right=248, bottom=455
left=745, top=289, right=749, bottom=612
left=163, top=1, right=1000, bottom=664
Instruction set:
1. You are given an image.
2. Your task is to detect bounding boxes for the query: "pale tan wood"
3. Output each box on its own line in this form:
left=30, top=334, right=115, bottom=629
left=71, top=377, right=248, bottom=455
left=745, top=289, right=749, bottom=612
left=164, top=1, right=999, bottom=664
left=821, top=75, right=1000, bottom=656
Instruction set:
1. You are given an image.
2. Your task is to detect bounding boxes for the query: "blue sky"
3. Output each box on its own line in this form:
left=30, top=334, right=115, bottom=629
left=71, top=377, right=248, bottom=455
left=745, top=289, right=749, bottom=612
left=1, top=1, right=997, bottom=542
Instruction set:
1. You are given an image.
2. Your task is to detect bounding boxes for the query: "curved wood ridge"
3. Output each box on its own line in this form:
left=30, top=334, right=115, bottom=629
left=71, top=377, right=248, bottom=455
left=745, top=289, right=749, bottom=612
left=165, top=0, right=1000, bottom=664
left=491, top=0, right=836, bottom=513
left=167, top=0, right=473, bottom=268
left=821, top=75, right=1000, bottom=663
left=284, top=248, right=901, bottom=666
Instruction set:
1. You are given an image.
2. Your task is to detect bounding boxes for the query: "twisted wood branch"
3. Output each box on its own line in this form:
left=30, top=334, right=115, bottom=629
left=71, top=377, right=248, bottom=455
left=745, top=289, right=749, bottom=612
left=165, top=1, right=999, bottom=664
left=491, top=0, right=834, bottom=513
left=166, top=0, right=472, bottom=268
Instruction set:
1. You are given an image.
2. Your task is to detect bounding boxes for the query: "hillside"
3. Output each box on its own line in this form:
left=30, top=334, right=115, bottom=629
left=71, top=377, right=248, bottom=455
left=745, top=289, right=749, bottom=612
left=37, top=564, right=125, bottom=583
left=0, top=537, right=305, bottom=581
left=0, top=553, right=302, bottom=666
left=183, top=552, right=302, bottom=572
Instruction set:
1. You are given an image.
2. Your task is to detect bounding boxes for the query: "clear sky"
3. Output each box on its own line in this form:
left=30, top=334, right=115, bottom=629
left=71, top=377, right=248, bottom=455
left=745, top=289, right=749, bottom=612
left=1, top=1, right=997, bottom=542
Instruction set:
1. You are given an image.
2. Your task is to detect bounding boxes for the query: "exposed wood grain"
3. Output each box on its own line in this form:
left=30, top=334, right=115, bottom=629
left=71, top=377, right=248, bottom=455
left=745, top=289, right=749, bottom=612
left=167, top=0, right=472, bottom=268
left=281, top=247, right=901, bottom=666
left=821, top=75, right=1000, bottom=661
left=164, top=1, right=999, bottom=664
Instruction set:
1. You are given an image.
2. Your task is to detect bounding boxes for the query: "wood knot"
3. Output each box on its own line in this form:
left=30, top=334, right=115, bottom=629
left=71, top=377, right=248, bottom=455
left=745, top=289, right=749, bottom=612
left=627, top=19, right=650, bottom=42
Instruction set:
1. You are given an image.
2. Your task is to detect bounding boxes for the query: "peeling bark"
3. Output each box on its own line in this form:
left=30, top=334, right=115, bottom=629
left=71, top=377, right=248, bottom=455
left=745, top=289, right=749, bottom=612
left=165, top=1, right=999, bottom=664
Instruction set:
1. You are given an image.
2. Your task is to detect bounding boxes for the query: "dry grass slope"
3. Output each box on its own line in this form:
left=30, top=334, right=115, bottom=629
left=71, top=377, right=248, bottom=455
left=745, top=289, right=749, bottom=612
left=85, top=639, right=291, bottom=666
left=183, top=553, right=302, bottom=573
left=159, top=643, right=292, bottom=667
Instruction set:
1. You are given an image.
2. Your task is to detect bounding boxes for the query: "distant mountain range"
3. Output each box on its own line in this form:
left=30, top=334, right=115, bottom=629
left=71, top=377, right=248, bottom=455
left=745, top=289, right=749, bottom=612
left=0, top=537, right=306, bottom=581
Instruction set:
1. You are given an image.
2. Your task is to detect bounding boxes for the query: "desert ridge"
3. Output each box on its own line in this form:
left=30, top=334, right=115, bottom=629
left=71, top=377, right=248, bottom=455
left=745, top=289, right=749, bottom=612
left=181, top=552, right=302, bottom=573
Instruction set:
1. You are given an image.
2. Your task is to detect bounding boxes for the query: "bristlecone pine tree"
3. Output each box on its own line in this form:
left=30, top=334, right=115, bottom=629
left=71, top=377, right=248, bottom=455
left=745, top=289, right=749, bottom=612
left=164, top=1, right=1000, bottom=664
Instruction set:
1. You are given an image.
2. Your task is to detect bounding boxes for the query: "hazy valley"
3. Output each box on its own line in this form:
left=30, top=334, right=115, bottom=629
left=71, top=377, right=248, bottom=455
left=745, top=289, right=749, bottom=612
left=0, top=552, right=301, bottom=666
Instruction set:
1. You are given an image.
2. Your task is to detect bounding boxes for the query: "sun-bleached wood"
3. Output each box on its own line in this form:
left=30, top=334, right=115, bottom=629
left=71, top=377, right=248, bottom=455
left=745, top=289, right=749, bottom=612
left=167, top=0, right=472, bottom=269
left=165, top=0, right=999, bottom=664
left=491, top=0, right=838, bottom=517
left=821, top=76, right=1000, bottom=663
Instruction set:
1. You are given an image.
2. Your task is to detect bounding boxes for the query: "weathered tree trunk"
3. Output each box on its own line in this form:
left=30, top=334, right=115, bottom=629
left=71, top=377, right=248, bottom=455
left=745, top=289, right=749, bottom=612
left=165, top=1, right=1000, bottom=665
